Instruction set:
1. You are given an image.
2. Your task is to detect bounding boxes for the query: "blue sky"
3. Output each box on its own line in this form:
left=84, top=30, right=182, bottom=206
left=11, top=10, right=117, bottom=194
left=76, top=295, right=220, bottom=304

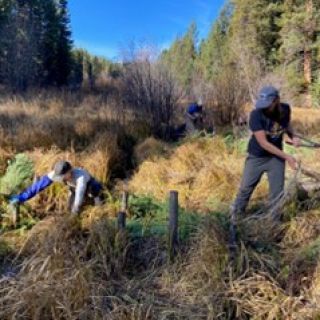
left=68, top=0, right=225, bottom=60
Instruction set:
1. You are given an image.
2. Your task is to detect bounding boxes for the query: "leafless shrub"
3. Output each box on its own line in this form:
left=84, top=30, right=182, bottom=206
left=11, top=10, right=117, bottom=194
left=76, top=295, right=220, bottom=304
left=120, top=44, right=181, bottom=138
left=204, top=65, right=249, bottom=126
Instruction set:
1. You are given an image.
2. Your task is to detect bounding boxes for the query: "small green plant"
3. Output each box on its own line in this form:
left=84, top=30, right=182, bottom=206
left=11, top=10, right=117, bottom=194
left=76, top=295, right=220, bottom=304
left=299, top=237, right=320, bottom=263
left=127, top=195, right=201, bottom=240
left=0, top=239, right=11, bottom=257
left=0, top=154, right=34, bottom=195
left=0, top=154, right=34, bottom=229
left=129, top=195, right=163, bottom=219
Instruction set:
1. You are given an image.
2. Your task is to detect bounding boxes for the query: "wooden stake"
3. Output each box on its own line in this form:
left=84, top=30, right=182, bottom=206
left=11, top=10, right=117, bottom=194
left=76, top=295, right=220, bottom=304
left=117, top=191, right=128, bottom=231
left=168, top=190, right=179, bottom=262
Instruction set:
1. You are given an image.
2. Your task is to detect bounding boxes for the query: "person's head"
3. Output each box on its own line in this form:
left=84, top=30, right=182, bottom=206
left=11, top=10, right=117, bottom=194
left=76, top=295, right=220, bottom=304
left=255, top=86, right=280, bottom=114
left=197, top=99, right=203, bottom=109
left=53, top=160, right=73, bottom=182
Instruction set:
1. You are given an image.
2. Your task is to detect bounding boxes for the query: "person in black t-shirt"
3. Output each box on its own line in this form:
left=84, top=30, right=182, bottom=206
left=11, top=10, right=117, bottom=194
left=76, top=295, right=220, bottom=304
left=231, top=86, right=300, bottom=220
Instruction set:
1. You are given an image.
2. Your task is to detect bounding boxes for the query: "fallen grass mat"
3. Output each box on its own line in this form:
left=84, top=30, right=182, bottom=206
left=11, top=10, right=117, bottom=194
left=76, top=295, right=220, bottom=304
left=2, top=159, right=320, bottom=318
left=0, top=211, right=228, bottom=319
left=1, top=207, right=320, bottom=319
left=0, top=215, right=128, bottom=319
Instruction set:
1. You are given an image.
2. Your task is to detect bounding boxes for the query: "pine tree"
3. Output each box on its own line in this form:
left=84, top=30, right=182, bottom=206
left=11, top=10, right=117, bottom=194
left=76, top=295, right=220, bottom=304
left=0, top=0, right=13, bottom=83
left=41, top=0, right=73, bottom=87
left=0, top=0, right=74, bottom=90
left=161, top=22, right=198, bottom=90
left=69, top=48, right=111, bottom=89
left=55, top=0, right=73, bottom=86
left=278, top=0, right=320, bottom=105
left=69, top=49, right=84, bottom=89
left=197, top=5, right=232, bottom=81
left=0, top=0, right=44, bottom=90
left=230, top=0, right=284, bottom=68
left=0, top=0, right=12, bottom=31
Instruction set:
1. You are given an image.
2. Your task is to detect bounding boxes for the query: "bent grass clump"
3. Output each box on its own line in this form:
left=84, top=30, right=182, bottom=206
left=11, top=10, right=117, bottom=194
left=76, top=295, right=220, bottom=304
left=1, top=101, right=320, bottom=318
left=0, top=215, right=128, bottom=320
left=130, top=137, right=268, bottom=212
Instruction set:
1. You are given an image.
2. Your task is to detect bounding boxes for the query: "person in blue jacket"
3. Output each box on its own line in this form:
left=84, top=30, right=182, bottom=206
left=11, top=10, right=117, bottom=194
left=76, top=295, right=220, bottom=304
left=185, top=102, right=204, bottom=134
left=9, top=161, right=103, bottom=215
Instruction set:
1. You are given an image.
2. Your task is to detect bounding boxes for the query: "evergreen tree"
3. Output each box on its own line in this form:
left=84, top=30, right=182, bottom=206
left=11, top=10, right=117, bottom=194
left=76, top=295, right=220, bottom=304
left=69, top=49, right=84, bottom=89
left=55, top=0, right=73, bottom=86
left=0, top=0, right=13, bottom=83
left=278, top=0, right=320, bottom=105
left=230, top=0, right=284, bottom=68
left=0, top=0, right=44, bottom=90
left=197, top=4, right=232, bottom=81
left=0, top=0, right=73, bottom=90
left=69, top=48, right=111, bottom=88
left=161, top=22, right=197, bottom=90
left=41, top=0, right=73, bottom=87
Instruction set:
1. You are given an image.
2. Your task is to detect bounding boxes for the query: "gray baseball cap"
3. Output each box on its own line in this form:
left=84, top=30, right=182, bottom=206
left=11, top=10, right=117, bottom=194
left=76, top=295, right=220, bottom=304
left=54, top=161, right=72, bottom=176
left=255, top=86, right=279, bottom=109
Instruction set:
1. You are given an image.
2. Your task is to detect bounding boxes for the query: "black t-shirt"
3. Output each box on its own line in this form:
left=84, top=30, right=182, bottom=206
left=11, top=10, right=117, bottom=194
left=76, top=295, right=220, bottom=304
left=248, top=103, right=291, bottom=157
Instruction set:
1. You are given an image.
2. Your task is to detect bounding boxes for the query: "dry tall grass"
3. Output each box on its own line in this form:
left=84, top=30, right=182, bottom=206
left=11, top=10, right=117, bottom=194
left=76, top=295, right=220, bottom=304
left=21, top=142, right=120, bottom=215
left=130, top=136, right=268, bottom=211
left=0, top=215, right=130, bottom=320
left=0, top=89, right=151, bottom=153
left=292, top=107, right=320, bottom=137
left=1, top=91, right=320, bottom=319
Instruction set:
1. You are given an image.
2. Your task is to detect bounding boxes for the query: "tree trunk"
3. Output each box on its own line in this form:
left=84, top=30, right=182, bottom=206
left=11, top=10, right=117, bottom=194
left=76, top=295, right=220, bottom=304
left=304, top=51, right=312, bottom=85
left=304, top=0, right=313, bottom=107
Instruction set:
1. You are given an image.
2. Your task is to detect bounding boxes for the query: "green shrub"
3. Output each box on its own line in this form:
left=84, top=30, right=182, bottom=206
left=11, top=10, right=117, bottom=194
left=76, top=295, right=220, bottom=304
left=127, top=195, right=201, bottom=240
left=0, top=154, right=34, bottom=195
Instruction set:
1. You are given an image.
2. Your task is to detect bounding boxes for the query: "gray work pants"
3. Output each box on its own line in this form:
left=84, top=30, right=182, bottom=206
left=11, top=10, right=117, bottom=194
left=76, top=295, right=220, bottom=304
left=232, top=155, right=285, bottom=214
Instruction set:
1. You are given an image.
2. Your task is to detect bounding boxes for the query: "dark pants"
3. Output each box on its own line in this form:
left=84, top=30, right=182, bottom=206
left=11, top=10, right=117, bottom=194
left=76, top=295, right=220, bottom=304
left=67, top=179, right=103, bottom=212
left=232, top=155, right=285, bottom=215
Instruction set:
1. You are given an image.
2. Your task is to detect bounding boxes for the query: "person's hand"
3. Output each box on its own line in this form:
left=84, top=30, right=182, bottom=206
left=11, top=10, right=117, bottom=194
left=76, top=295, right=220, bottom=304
left=71, top=206, right=80, bottom=215
left=285, top=155, right=298, bottom=170
left=9, top=195, right=20, bottom=205
left=292, top=137, right=301, bottom=148
left=286, top=136, right=301, bottom=148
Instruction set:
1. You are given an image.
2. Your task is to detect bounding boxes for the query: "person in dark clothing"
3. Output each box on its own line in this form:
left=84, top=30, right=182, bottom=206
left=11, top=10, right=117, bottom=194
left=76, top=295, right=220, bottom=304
left=9, top=161, right=103, bottom=215
left=185, top=103, right=204, bottom=135
left=231, top=86, right=300, bottom=219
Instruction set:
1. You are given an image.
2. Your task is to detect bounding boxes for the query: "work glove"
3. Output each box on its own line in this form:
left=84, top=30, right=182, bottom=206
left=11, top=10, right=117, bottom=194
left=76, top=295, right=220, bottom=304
left=71, top=206, right=80, bottom=215
left=9, top=195, right=20, bottom=205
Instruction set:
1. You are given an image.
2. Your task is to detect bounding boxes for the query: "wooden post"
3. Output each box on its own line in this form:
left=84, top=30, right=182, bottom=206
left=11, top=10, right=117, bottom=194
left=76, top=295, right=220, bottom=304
left=229, top=208, right=237, bottom=264
left=10, top=203, right=20, bottom=228
left=168, top=190, right=179, bottom=262
left=117, top=191, right=128, bottom=231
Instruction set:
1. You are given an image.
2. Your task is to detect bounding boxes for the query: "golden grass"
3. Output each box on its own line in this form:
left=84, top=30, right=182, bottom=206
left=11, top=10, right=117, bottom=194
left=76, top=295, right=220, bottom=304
left=225, top=210, right=320, bottom=319
left=160, top=217, right=229, bottom=317
left=229, top=272, right=308, bottom=320
left=1, top=93, right=320, bottom=319
left=0, top=215, right=128, bottom=320
left=133, top=137, right=171, bottom=166
left=0, top=90, right=144, bottom=152
left=17, top=139, right=120, bottom=215
left=281, top=210, right=320, bottom=250
left=130, top=136, right=268, bottom=211
left=292, top=107, right=320, bottom=137
left=243, top=105, right=320, bottom=137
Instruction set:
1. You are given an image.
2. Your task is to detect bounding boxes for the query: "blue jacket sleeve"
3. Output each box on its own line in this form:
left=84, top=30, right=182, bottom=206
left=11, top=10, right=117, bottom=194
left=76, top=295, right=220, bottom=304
left=17, top=175, right=53, bottom=203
